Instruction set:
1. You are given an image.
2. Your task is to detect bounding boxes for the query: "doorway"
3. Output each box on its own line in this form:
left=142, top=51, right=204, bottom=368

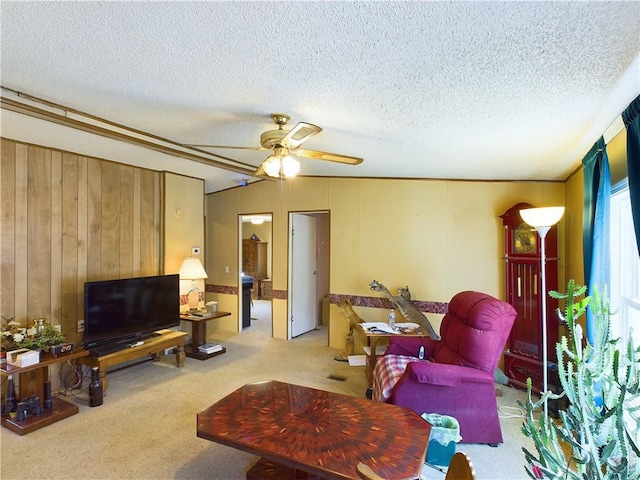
left=288, top=211, right=330, bottom=340
left=239, top=214, right=272, bottom=335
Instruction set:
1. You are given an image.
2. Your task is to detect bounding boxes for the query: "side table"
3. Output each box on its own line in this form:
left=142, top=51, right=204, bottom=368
left=1, top=348, right=89, bottom=435
left=180, top=311, right=231, bottom=360
left=356, top=324, right=429, bottom=386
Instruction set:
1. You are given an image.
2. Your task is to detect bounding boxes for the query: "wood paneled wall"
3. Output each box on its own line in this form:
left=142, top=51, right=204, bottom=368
left=1, top=139, right=161, bottom=344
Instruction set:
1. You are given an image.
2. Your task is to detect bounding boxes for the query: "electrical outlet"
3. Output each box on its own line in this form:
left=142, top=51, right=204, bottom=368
left=77, top=320, right=84, bottom=332
left=192, top=247, right=201, bottom=255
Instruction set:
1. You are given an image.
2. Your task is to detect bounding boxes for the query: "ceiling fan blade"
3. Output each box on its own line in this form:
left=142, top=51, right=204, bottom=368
left=295, top=149, right=363, bottom=165
left=280, top=122, right=322, bottom=149
left=183, top=144, right=267, bottom=151
left=253, top=162, right=267, bottom=177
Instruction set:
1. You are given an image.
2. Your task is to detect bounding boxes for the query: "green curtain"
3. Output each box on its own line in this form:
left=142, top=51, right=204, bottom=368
left=582, top=137, right=610, bottom=344
left=622, top=95, right=640, bottom=256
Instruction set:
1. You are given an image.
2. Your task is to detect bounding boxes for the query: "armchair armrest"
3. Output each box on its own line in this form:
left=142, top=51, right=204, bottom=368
left=404, top=361, right=494, bottom=387
left=385, top=336, right=437, bottom=358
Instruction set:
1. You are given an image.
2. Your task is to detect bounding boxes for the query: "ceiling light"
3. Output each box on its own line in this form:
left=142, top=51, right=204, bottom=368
left=263, top=155, right=281, bottom=177
left=251, top=218, right=264, bottom=225
left=261, top=150, right=300, bottom=178
left=281, top=155, right=300, bottom=177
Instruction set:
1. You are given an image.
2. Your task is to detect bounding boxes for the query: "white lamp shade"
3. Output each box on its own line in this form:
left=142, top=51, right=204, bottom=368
left=178, top=258, right=208, bottom=280
left=281, top=155, right=300, bottom=177
left=520, top=207, right=565, bottom=228
left=263, top=155, right=281, bottom=177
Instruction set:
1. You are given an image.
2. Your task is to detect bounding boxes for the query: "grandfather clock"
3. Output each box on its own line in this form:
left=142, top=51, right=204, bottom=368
left=500, top=203, right=559, bottom=393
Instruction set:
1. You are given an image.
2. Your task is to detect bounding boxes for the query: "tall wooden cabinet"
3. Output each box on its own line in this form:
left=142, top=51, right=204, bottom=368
left=242, top=239, right=267, bottom=298
left=500, top=203, right=559, bottom=394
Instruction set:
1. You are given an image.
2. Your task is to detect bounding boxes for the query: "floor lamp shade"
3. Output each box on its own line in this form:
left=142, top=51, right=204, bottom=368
left=519, top=206, right=564, bottom=417
left=520, top=207, right=565, bottom=229
left=179, top=258, right=208, bottom=311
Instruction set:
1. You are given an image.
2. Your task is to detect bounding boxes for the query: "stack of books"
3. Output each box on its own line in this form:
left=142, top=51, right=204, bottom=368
left=198, top=343, right=223, bottom=354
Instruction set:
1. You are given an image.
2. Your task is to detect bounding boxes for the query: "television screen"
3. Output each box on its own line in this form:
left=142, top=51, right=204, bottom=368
left=84, top=274, right=180, bottom=350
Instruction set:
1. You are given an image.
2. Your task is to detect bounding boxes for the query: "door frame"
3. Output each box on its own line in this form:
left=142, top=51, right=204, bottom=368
left=238, top=213, right=272, bottom=334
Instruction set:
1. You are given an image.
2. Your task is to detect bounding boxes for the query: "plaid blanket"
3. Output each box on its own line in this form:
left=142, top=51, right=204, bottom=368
left=372, top=354, right=422, bottom=402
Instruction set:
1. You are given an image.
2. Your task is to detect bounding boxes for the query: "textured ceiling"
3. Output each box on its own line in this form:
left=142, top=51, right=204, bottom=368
left=1, top=1, right=639, bottom=193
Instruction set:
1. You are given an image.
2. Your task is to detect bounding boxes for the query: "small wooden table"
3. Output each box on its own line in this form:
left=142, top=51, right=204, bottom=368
left=356, top=324, right=430, bottom=386
left=1, top=348, right=89, bottom=435
left=197, top=380, right=431, bottom=480
left=179, top=311, right=231, bottom=360
left=78, top=329, right=186, bottom=392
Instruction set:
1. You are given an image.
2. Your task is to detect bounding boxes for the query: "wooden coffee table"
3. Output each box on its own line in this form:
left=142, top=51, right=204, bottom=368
left=197, top=380, right=431, bottom=480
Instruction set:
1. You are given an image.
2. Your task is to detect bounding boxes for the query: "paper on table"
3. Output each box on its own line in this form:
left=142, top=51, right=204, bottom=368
left=361, top=322, right=388, bottom=329
left=361, top=322, right=399, bottom=334
left=347, top=355, right=367, bottom=366
left=361, top=322, right=421, bottom=334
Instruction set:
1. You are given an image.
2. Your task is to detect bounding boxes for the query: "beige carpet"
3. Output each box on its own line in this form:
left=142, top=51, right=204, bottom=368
left=1, top=300, right=534, bottom=479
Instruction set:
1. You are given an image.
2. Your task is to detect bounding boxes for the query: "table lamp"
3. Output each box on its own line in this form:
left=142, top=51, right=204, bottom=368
left=179, top=258, right=208, bottom=311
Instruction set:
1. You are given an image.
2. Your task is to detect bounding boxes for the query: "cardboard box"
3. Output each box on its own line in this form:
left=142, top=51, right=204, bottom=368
left=205, top=301, right=218, bottom=313
left=7, top=348, right=40, bottom=367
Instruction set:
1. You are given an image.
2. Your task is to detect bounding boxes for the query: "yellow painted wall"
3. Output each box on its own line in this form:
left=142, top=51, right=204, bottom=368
left=163, top=173, right=205, bottom=275
left=163, top=173, right=206, bottom=320
left=205, top=176, right=565, bottom=348
left=564, top=169, right=584, bottom=288
left=608, top=128, right=628, bottom=186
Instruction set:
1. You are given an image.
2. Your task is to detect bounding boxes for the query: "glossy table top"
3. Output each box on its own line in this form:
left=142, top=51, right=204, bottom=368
left=197, top=380, right=430, bottom=480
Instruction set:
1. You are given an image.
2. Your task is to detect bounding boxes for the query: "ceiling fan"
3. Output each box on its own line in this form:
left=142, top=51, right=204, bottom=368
left=186, top=113, right=363, bottom=178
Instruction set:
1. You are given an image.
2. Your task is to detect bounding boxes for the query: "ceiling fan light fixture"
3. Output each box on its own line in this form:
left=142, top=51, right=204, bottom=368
left=281, top=155, right=300, bottom=177
left=263, top=155, right=281, bottom=177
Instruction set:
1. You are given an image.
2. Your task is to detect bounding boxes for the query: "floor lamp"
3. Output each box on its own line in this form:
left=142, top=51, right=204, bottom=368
left=519, top=206, right=565, bottom=417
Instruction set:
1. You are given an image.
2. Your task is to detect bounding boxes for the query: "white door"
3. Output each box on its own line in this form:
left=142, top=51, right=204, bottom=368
left=289, top=214, right=317, bottom=338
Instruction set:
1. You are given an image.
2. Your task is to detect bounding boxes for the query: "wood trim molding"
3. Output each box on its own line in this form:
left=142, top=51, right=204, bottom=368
left=1, top=89, right=255, bottom=176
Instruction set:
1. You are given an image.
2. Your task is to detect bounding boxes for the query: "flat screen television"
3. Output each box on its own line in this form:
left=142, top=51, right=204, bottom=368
left=83, top=274, right=180, bottom=352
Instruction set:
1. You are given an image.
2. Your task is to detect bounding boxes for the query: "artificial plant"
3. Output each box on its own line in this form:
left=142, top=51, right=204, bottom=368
left=15, top=324, right=66, bottom=351
left=519, top=280, right=640, bottom=479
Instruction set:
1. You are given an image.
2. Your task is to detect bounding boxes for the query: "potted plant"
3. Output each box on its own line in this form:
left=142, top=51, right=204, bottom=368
left=520, top=280, right=640, bottom=479
left=1, top=317, right=68, bottom=355
left=1, top=316, right=25, bottom=353
left=18, top=323, right=67, bottom=352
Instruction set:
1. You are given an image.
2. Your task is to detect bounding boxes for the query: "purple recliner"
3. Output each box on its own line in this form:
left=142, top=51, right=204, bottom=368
left=373, top=291, right=517, bottom=445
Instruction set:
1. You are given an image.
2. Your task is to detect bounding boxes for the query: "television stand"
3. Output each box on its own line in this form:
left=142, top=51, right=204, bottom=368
left=78, top=329, right=186, bottom=393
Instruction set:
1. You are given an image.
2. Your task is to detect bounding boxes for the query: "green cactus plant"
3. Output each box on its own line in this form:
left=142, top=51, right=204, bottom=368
left=519, top=279, right=640, bottom=479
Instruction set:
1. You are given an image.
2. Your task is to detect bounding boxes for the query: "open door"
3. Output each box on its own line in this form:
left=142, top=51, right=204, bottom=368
left=289, top=213, right=317, bottom=338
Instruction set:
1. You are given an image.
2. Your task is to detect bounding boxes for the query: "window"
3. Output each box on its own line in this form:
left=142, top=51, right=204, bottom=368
left=609, top=179, right=640, bottom=346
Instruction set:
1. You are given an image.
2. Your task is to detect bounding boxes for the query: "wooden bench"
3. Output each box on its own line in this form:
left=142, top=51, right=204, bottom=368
left=78, top=329, right=186, bottom=392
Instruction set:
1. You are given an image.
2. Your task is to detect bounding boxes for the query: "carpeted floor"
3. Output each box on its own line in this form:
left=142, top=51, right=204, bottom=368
left=1, top=300, right=534, bottom=479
